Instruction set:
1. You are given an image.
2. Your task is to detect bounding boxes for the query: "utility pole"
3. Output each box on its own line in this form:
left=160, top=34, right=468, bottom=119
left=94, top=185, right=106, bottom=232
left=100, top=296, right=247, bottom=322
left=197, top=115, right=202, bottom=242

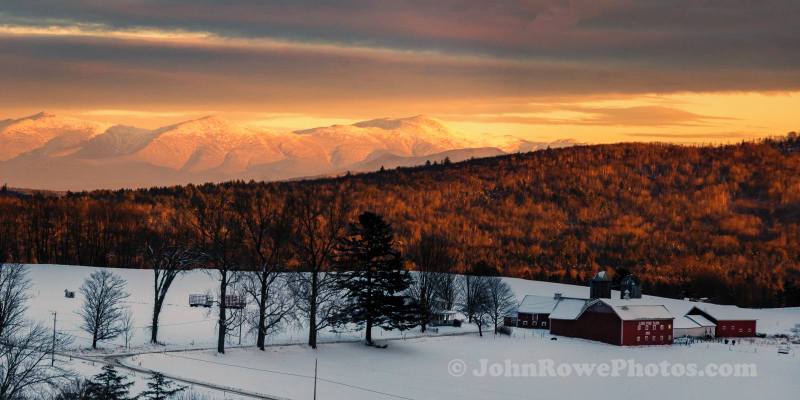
left=313, top=357, right=318, bottom=400
left=50, top=311, right=57, bottom=366
left=238, top=308, right=243, bottom=345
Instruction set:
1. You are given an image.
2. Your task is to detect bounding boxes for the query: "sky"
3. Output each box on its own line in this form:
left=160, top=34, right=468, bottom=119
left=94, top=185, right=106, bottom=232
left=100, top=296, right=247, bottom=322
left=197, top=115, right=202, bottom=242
left=1, top=0, right=798, bottom=143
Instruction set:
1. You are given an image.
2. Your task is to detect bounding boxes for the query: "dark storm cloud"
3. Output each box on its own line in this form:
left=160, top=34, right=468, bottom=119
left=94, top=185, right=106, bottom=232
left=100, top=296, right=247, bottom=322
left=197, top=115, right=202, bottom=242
left=2, top=32, right=799, bottom=113
left=1, top=0, right=799, bottom=114
left=2, top=0, right=799, bottom=69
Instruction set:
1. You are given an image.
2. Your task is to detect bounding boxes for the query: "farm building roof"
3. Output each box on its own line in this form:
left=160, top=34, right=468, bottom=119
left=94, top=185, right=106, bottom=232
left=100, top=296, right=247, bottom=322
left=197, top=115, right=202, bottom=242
left=517, top=295, right=559, bottom=314
left=549, top=298, right=589, bottom=320
left=685, top=314, right=717, bottom=327
left=598, top=299, right=674, bottom=321
left=674, top=315, right=702, bottom=329
left=689, top=305, right=758, bottom=321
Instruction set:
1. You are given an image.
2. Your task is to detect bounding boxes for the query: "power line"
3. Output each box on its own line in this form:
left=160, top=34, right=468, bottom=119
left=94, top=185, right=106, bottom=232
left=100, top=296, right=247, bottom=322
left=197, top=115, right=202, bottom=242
left=158, top=352, right=415, bottom=400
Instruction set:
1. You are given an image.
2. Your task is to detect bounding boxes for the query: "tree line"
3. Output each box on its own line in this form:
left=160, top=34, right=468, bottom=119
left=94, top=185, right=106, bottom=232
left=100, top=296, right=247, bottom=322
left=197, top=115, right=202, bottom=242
left=53, top=204, right=517, bottom=355
left=2, top=135, right=800, bottom=307
left=0, top=206, right=517, bottom=397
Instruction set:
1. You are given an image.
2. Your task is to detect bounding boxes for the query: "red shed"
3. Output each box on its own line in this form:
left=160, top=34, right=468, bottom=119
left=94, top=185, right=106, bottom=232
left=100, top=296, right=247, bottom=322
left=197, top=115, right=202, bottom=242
left=686, top=306, right=757, bottom=337
left=550, top=298, right=674, bottom=346
left=512, top=294, right=560, bottom=329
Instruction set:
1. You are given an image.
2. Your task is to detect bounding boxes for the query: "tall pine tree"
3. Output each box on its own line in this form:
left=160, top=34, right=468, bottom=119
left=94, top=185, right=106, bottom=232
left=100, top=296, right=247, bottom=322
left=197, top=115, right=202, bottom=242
left=332, top=212, right=417, bottom=346
left=84, top=365, right=134, bottom=400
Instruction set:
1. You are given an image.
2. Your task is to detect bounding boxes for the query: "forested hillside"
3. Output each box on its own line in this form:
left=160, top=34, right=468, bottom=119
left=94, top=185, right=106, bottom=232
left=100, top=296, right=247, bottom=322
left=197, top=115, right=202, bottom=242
left=2, top=135, right=800, bottom=307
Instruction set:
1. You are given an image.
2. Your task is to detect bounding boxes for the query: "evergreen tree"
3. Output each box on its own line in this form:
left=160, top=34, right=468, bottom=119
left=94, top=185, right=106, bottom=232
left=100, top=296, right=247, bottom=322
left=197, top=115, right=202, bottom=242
left=139, top=372, right=186, bottom=400
left=84, top=365, right=134, bottom=400
left=332, top=212, right=417, bottom=346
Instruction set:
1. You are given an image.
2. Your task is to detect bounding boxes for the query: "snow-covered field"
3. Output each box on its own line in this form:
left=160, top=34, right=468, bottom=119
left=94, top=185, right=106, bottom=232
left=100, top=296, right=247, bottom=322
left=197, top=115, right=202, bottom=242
left=19, top=264, right=800, bottom=399
left=27, top=264, right=468, bottom=352
left=128, top=333, right=800, bottom=400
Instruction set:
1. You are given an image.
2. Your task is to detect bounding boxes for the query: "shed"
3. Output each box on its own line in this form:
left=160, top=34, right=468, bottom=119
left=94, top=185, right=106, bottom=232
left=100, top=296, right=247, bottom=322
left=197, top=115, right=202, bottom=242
left=674, top=316, right=706, bottom=338
left=685, top=314, right=716, bottom=337
left=514, top=294, right=559, bottom=328
left=686, top=305, right=756, bottom=337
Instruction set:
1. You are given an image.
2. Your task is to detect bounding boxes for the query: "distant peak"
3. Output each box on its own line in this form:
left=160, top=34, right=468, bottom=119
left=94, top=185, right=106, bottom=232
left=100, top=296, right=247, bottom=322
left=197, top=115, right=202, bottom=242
left=354, top=115, right=445, bottom=130
left=27, top=111, right=56, bottom=120
left=165, top=115, right=232, bottom=129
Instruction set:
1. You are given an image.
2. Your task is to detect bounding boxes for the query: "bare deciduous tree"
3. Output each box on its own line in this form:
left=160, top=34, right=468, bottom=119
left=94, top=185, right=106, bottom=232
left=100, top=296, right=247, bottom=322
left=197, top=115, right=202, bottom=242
left=458, top=261, right=499, bottom=323
left=288, top=188, right=348, bottom=349
left=0, top=324, right=73, bottom=399
left=483, top=277, right=516, bottom=334
left=407, top=234, right=455, bottom=332
left=78, top=270, right=130, bottom=349
left=243, top=273, right=295, bottom=347
left=233, top=189, right=294, bottom=350
left=121, top=309, right=135, bottom=349
left=189, top=189, right=244, bottom=354
left=0, top=265, right=72, bottom=399
left=145, top=243, right=195, bottom=344
left=433, top=273, right=459, bottom=313
left=0, top=263, right=30, bottom=339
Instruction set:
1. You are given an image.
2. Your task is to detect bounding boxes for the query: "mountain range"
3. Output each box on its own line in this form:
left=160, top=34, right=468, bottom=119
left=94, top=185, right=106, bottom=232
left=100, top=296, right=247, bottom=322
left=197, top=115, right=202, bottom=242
left=0, top=112, right=576, bottom=190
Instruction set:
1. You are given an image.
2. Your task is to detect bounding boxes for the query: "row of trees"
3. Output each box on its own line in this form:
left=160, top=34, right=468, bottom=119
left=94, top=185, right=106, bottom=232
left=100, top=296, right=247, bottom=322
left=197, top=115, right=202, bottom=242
left=72, top=206, right=517, bottom=355
left=3, top=137, right=800, bottom=307
left=176, top=188, right=517, bottom=353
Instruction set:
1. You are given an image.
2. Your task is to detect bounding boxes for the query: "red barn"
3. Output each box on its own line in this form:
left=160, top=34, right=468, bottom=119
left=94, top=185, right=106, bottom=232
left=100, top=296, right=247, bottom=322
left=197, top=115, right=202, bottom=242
left=509, top=294, right=560, bottom=328
left=686, top=306, right=757, bottom=337
left=550, top=298, right=674, bottom=346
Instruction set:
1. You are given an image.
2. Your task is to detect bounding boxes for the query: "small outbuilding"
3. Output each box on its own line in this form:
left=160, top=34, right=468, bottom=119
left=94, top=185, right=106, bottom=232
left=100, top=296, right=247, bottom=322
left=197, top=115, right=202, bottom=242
left=686, top=305, right=756, bottom=337
left=673, top=316, right=706, bottom=338
left=685, top=314, right=716, bottom=337
left=431, top=310, right=460, bottom=326
left=512, top=294, right=560, bottom=328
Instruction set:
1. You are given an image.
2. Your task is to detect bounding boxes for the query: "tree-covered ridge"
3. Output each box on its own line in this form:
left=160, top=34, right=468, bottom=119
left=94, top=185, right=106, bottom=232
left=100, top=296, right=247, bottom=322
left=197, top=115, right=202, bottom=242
left=2, top=135, right=799, bottom=307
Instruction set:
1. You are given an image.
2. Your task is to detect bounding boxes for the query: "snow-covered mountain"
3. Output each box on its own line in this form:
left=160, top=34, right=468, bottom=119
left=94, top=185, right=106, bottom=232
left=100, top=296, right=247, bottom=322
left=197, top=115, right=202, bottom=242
left=0, top=112, right=109, bottom=161
left=0, top=112, right=577, bottom=190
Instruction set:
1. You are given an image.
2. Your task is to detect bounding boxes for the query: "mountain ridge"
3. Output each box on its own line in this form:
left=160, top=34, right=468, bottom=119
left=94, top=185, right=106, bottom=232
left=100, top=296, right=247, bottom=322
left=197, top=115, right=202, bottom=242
left=0, top=112, right=577, bottom=190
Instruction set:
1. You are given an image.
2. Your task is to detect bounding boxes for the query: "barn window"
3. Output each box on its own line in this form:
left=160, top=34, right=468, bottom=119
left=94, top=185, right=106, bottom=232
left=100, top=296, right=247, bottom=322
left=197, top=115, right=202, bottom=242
left=637, top=336, right=640, bottom=342
left=542, top=321, right=547, bottom=327
left=668, top=324, right=671, bottom=329
left=638, top=325, right=641, bottom=331
left=722, top=325, right=726, bottom=330
left=660, top=335, right=664, bottom=341
left=668, top=335, right=672, bottom=340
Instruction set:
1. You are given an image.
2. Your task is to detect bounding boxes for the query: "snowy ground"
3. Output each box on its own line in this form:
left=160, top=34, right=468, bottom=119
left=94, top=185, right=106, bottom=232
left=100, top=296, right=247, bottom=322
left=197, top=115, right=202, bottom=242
left=18, top=264, right=800, bottom=399
left=26, top=264, right=470, bottom=352
left=127, top=333, right=800, bottom=400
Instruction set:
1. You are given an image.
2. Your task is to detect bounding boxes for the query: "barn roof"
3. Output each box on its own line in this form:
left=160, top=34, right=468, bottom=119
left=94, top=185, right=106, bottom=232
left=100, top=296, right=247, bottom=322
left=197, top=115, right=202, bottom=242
left=549, top=298, right=589, bottom=320
left=685, top=314, right=716, bottom=327
left=596, top=299, right=674, bottom=321
left=517, top=295, right=559, bottom=314
left=674, top=316, right=702, bottom=329
left=688, top=305, right=757, bottom=321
